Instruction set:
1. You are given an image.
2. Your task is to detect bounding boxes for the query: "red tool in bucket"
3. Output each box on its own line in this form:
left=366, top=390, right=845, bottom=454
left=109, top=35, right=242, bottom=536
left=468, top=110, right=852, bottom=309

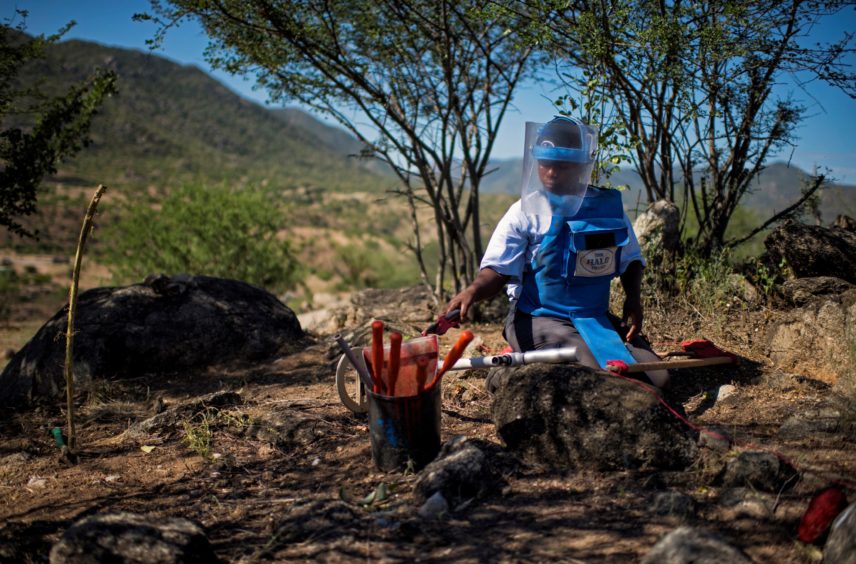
left=336, top=322, right=454, bottom=471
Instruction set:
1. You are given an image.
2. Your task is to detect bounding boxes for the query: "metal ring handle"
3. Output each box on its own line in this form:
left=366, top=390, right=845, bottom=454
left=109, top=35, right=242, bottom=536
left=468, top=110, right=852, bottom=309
left=335, top=353, right=368, bottom=413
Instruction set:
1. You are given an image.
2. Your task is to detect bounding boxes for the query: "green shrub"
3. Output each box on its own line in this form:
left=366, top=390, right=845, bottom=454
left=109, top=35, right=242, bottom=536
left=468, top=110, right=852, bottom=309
left=101, top=183, right=301, bottom=292
left=332, top=241, right=421, bottom=291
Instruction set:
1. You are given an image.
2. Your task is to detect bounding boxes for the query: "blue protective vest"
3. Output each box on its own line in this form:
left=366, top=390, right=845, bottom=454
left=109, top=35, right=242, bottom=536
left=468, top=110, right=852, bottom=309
left=517, top=187, right=636, bottom=367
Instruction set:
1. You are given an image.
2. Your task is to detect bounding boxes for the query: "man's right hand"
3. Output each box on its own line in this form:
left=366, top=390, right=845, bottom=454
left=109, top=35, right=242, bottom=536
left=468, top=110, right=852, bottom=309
left=443, top=287, right=478, bottom=319
left=441, top=267, right=509, bottom=320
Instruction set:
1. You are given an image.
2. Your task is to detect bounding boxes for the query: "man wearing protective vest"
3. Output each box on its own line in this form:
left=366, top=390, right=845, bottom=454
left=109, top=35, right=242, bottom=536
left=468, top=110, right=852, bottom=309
left=442, top=116, right=668, bottom=387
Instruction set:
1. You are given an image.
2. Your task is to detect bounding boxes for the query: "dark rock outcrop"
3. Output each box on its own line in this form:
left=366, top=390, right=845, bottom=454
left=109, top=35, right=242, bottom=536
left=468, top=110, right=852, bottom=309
left=49, top=512, right=216, bottom=564
left=490, top=364, right=698, bottom=471
left=766, top=287, right=856, bottom=395
left=764, top=221, right=856, bottom=283
left=0, top=275, right=303, bottom=407
left=781, top=277, right=854, bottom=307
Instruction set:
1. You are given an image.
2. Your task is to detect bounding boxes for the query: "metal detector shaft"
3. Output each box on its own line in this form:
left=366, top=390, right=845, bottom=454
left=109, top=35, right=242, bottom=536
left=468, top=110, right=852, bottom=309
left=445, top=346, right=578, bottom=371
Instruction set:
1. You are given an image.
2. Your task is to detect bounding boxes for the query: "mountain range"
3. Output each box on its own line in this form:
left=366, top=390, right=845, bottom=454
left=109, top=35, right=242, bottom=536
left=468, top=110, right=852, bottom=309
left=481, top=158, right=856, bottom=224
left=14, top=36, right=385, bottom=194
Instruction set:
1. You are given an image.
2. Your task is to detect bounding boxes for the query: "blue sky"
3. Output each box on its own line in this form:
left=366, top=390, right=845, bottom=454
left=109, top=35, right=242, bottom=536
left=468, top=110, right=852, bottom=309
left=10, top=0, right=856, bottom=182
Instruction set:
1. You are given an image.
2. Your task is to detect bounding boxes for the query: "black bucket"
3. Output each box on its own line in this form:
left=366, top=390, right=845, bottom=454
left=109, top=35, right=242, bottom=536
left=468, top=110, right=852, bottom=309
left=367, top=385, right=441, bottom=472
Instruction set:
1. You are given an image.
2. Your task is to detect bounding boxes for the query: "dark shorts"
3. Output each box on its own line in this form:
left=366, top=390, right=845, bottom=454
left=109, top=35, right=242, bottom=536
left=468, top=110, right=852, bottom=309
left=503, top=302, right=665, bottom=379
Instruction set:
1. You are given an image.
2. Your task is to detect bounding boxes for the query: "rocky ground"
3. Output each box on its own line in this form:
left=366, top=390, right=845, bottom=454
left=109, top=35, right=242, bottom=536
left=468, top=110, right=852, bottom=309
left=1, top=277, right=855, bottom=563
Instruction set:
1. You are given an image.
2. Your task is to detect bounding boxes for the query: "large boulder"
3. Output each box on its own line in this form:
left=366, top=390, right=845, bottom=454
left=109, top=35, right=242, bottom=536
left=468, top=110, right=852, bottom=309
left=490, top=364, right=698, bottom=471
left=764, top=221, right=856, bottom=283
left=633, top=199, right=681, bottom=255
left=766, top=286, right=856, bottom=393
left=0, top=275, right=303, bottom=407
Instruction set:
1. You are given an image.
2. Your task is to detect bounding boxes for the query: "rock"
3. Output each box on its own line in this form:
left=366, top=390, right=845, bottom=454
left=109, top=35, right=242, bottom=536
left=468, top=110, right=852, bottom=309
left=0, top=276, right=303, bottom=408
left=727, top=273, right=760, bottom=304
left=719, top=451, right=799, bottom=492
left=781, top=277, right=854, bottom=307
left=652, top=491, right=697, bottom=519
left=245, top=406, right=333, bottom=451
left=491, top=364, right=698, bottom=471
left=634, top=200, right=681, bottom=254
left=49, top=512, right=216, bottom=563
left=417, top=492, right=449, bottom=520
left=697, top=426, right=733, bottom=452
left=717, top=488, right=775, bottom=520
left=764, top=221, right=856, bottom=283
left=766, top=287, right=856, bottom=393
left=266, top=500, right=361, bottom=547
left=779, top=405, right=842, bottom=438
left=824, top=502, right=856, bottom=564
left=715, top=384, right=738, bottom=402
left=126, top=391, right=243, bottom=438
left=0, top=452, right=31, bottom=465
left=413, top=436, right=515, bottom=506
left=641, top=526, right=751, bottom=564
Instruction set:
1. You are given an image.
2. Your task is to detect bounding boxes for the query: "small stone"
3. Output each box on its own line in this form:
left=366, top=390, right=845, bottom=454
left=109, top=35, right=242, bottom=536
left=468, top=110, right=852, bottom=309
left=27, top=476, right=47, bottom=489
left=417, top=492, right=448, bottom=521
left=716, top=385, right=738, bottom=402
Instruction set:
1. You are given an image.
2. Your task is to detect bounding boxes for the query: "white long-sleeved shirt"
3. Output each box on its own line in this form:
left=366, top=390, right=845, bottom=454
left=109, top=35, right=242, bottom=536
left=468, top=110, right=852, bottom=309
left=480, top=197, right=645, bottom=301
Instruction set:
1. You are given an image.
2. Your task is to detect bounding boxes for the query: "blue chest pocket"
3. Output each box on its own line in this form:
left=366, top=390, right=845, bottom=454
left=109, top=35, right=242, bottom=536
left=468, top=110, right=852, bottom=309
left=564, top=218, right=629, bottom=280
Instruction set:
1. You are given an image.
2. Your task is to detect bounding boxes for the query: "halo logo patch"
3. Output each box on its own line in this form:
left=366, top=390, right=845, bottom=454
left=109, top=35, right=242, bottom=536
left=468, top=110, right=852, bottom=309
left=576, top=248, right=617, bottom=277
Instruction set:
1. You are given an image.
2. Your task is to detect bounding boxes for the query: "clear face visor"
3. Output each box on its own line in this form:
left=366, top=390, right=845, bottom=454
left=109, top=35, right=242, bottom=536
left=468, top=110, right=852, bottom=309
left=520, top=119, right=598, bottom=217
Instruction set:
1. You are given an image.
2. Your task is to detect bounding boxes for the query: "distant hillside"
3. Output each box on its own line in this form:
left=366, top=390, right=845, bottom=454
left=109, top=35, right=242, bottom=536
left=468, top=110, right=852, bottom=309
left=481, top=158, right=856, bottom=224
left=13, top=38, right=385, bottom=193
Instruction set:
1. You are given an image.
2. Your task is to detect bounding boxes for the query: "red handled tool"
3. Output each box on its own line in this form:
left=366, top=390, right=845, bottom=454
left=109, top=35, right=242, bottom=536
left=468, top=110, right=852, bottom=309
left=423, top=309, right=461, bottom=336
left=424, top=329, right=474, bottom=391
left=388, top=331, right=402, bottom=396
left=371, top=320, right=384, bottom=394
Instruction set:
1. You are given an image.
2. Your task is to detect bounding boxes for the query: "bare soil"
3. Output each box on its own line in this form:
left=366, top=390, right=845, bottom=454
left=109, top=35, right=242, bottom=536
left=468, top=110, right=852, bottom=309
left=1, top=275, right=854, bottom=562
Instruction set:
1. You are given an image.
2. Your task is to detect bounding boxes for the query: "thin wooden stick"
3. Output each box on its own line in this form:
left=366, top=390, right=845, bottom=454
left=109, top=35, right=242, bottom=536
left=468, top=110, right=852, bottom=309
left=609, top=356, right=734, bottom=374
left=65, top=184, right=107, bottom=452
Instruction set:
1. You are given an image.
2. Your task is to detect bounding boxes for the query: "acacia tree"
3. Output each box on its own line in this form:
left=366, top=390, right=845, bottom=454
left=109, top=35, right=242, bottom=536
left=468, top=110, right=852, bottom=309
left=143, top=0, right=536, bottom=295
left=534, top=0, right=854, bottom=255
left=1, top=13, right=117, bottom=237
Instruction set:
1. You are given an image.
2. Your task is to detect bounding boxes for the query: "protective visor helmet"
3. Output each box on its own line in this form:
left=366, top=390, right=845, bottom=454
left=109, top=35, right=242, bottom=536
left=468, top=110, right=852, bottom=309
left=520, top=116, right=598, bottom=217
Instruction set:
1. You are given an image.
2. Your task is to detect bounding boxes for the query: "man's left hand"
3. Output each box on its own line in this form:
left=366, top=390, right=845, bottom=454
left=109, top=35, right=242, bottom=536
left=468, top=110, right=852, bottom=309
left=622, top=298, right=643, bottom=342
